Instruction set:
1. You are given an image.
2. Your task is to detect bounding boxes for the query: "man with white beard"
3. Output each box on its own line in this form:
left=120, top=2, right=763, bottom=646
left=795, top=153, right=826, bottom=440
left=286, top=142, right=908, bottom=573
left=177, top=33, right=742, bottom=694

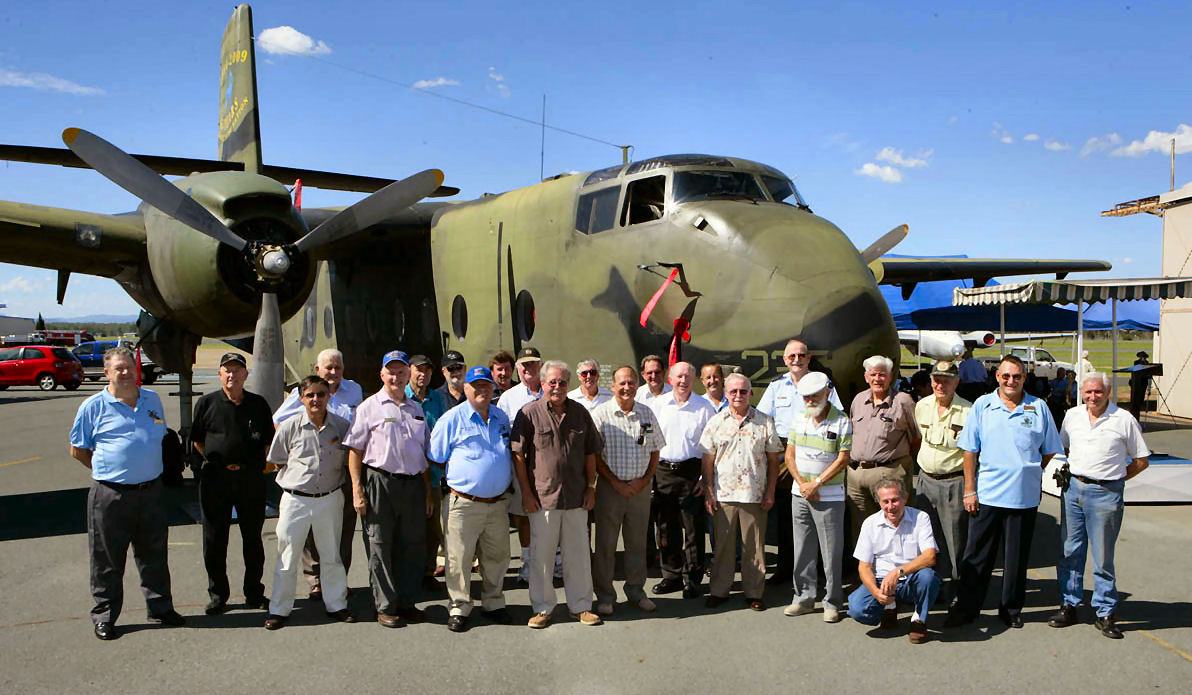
left=783, top=372, right=852, bottom=623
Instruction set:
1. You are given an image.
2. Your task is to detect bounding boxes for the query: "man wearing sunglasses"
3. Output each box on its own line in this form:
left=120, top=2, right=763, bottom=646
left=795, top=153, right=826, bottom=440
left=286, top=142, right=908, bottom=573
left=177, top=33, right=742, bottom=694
left=436, top=350, right=468, bottom=408
left=946, top=354, right=1062, bottom=630
left=568, top=359, right=613, bottom=411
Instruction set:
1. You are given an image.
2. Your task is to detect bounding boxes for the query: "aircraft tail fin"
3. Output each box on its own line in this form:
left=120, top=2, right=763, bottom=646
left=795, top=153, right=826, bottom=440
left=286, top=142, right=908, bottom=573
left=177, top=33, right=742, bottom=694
left=218, top=4, right=263, bottom=174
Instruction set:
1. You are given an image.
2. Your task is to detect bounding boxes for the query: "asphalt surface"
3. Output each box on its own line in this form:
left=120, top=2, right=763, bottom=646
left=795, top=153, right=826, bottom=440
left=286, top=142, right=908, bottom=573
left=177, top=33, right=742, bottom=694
left=1, top=380, right=1190, bottom=693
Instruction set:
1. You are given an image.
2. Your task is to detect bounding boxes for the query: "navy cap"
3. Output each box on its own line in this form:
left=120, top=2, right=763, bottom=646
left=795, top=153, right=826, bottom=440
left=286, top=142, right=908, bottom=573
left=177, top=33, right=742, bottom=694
left=465, top=366, right=495, bottom=384
left=443, top=349, right=466, bottom=368
left=381, top=350, right=410, bottom=368
left=219, top=352, right=247, bottom=368
left=408, top=354, right=432, bottom=367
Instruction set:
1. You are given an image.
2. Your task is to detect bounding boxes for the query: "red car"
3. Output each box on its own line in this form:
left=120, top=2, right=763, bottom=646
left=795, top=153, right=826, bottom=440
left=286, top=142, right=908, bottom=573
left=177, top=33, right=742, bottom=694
left=0, top=345, right=85, bottom=391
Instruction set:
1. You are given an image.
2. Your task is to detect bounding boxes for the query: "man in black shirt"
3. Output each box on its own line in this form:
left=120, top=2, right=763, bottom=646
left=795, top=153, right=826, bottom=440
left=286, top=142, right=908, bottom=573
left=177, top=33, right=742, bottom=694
left=191, top=352, right=276, bottom=614
left=437, top=350, right=467, bottom=408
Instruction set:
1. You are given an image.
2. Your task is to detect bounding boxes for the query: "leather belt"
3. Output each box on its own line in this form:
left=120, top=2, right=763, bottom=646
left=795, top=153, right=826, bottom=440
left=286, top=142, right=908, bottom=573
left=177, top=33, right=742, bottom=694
left=1073, top=474, right=1123, bottom=486
left=369, top=467, right=421, bottom=480
left=659, top=458, right=698, bottom=471
left=283, top=487, right=336, bottom=498
left=99, top=477, right=159, bottom=491
left=850, top=459, right=898, bottom=470
left=451, top=488, right=505, bottom=504
left=921, top=469, right=964, bottom=481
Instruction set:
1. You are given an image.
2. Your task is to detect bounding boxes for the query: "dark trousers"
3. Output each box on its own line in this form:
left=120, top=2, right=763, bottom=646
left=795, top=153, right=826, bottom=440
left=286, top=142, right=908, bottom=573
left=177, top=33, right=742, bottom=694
left=302, top=481, right=357, bottom=590
left=199, top=469, right=266, bottom=602
left=653, top=459, right=705, bottom=586
left=772, top=476, right=794, bottom=577
left=955, top=504, right=1038, bottom=617
left=364, top=468, right=427, bottom=614
left=87, top=480, right=174, bottom=624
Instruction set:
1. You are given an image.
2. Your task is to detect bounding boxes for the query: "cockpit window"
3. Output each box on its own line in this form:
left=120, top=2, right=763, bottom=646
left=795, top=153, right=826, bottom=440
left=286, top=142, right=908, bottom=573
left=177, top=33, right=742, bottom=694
left=583, top=165, right=624, bottom=187
left=760, top=175, right=811, bottom=211
left=575, top=186, right=619, bottom=234
left=673, top=171, right=766, bottom=204
left=621, top=175, right=666, bottom=226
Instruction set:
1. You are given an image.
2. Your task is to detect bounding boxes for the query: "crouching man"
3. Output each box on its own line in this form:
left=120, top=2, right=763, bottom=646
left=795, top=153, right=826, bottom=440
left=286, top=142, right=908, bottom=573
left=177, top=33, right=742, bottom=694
left=847, top=478, right=940, bottom=644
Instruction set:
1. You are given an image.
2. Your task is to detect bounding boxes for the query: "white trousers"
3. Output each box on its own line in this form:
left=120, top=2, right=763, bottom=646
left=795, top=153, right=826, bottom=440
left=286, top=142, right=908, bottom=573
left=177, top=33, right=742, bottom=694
left=529, top=508, right=592, bottom=614
left=270, top=491, right=348, bottom=616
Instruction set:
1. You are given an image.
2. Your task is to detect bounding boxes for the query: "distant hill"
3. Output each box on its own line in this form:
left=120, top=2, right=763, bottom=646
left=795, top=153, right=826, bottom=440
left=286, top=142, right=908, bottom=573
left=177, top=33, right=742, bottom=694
left=46, top=314, right=138, bottom=323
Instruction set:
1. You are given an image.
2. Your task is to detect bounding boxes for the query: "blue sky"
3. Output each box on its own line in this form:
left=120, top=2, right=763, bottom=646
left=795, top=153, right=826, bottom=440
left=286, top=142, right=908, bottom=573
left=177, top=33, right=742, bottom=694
left=1, top=0, right=1189, bottom=319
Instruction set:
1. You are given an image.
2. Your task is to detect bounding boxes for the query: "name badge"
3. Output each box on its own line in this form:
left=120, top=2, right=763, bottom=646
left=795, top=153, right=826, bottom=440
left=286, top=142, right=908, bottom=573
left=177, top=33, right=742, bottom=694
left=1022, top=417, right=1033, bottom=427
left=1024, top=405, right=1036, bottom=413
left=826, top=431, right=838, bottom=440
left=384, top=417, right=397, bottom=424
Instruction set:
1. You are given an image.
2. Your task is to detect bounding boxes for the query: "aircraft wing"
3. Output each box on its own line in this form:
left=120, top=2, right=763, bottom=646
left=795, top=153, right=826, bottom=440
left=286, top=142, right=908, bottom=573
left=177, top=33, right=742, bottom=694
left=0, top=144, right=459, bottom=197
left=0, top=200, right=146, bottom=278
left=874, top=257, right=1111, bottom=286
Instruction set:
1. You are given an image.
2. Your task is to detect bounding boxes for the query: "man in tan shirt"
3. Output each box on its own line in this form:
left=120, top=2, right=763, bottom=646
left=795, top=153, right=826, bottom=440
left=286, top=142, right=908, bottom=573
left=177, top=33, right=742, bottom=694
left=847, top=355, right=920, bottom=547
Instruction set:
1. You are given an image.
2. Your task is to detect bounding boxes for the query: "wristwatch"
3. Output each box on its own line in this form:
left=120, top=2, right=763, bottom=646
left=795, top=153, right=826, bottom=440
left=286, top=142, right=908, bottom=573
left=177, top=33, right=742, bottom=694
left=897, top=567, right=906, bottom=578
left=588, top=480, right=597, bottom=490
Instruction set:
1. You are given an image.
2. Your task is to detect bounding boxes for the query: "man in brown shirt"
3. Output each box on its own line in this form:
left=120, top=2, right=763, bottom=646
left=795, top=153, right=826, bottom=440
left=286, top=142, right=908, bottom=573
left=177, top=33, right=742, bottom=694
left=511, top=360, right=603, bottom=629
left=847, top=355, right=920, bottom=547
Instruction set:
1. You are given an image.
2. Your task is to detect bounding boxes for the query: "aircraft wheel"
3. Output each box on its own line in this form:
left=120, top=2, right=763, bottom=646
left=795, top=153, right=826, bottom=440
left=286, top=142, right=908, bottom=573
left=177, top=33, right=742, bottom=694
left=37, top=373, right=58, bottom=391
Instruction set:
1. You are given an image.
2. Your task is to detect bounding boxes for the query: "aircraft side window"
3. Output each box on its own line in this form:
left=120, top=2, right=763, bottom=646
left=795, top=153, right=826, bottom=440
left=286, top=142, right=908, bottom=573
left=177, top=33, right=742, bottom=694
left=575, top=187, right=619, bottom=234
left=514, top=290, right=536, bottom=341
left=451, top=295, right=468, bottom=341
left=620, top=175, right=666, bottom=227
left=323, top=306, right=334, bottom=338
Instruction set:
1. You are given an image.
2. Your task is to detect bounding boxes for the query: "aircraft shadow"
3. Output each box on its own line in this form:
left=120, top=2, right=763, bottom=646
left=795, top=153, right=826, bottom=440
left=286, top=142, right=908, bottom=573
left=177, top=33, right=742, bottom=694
left=0, top=393, right=88, bottom=405
left=0, top=484, right=199, bottom=542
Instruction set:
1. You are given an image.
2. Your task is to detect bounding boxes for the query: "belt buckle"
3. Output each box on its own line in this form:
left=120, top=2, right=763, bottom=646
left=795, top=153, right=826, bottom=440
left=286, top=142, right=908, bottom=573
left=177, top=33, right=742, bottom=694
left=226, top=464, right=241, bottom=471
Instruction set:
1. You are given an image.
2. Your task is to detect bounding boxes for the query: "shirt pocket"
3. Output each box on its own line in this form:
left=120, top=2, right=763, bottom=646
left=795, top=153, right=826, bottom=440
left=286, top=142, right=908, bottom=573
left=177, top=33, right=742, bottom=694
left=533, top=427, right=554, bottom=450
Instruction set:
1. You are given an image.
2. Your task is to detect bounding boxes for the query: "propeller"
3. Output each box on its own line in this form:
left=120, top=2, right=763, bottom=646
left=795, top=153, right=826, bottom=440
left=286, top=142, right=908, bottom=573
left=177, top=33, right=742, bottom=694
left=860, top=224, right=909, bottom=265
left=63, top=127, right=444, bottom=407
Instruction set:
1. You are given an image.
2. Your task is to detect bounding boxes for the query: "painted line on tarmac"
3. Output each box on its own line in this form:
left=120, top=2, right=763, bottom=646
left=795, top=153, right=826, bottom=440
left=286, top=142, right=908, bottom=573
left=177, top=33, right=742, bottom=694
left=1138, top=630, right=1192, bottom=663
left=0, top=456, right=41, bottom=467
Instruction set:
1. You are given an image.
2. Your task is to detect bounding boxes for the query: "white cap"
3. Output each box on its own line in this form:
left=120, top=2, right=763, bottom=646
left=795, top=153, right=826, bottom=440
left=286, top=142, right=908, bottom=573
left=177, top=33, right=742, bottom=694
left=796, top=371, right=830, bottom=396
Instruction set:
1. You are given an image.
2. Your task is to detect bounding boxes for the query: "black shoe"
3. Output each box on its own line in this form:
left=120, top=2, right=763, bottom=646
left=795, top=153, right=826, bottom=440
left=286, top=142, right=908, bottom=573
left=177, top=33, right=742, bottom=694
left=204, top=598, right=229, bottom=616
left=1048, top=604, right=1079, bottom=628
left=264, top=614, right=286, bottom=630
left=244, top=595, right=268, bottom=610
left=766, top=573, right=792, bottom=586
left=148, top=610, right=186, bottom=626
left=705, top=595, right=729, bottom=608
left=652, top=579, right=683, bottom=595
left=481, top=608, right=513, bottom=625
left=93, top=621, right=119, bottom=641
left=1095, top=614, right=1124, bottom=639
left=682, top=584, right=703, bottom=599
left=447, top=615, right=469, bottom=633
left=998, top=609, right=1024, bottom=629
left=943, top=608, right=976, bottom=628
left=395, top=606, right=426, bottom=624
left=326, top=608, right=356, bottom=623
left=308, top=588, right=323, bottom=603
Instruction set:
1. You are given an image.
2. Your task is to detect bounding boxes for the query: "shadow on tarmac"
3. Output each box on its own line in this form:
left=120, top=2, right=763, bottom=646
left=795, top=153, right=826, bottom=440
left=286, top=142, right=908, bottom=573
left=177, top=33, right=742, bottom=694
left=0, top=483, right=199, bottom=542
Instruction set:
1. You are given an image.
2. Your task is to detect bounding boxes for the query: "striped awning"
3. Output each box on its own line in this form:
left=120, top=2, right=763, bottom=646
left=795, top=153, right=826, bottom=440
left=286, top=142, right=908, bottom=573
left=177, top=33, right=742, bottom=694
left=953, top=277, right=1192, bottom=306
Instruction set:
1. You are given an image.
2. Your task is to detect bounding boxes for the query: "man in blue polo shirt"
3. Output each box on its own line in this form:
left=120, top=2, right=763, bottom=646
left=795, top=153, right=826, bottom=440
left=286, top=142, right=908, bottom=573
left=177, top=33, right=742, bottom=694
left=70, top=346, right=185, bottom=640
left=429, top=366, right=515, bottom=633
left=946, top=354, right=1063, bottom=630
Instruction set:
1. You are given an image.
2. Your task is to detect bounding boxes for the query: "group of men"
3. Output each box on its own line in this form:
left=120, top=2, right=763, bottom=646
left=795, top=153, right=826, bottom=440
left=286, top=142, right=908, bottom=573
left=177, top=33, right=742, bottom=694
left=69, top=338, right=1149, bottom=643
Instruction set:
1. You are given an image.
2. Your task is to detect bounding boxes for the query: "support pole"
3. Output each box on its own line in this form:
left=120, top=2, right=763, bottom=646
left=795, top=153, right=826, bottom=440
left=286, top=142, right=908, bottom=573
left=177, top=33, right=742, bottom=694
left=1076, top=299, right=1085, bottom=404
left=1112, top=298, right=1119, bottom=400
left=999, top=304, right=1006, bottom=355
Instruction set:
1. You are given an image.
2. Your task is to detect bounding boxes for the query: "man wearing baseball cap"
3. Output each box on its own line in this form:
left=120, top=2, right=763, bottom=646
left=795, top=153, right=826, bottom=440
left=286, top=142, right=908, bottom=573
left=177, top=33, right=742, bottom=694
left=437, top=350, right=467, bottom=408
left=344, top=350, right=432, bottom=627
left=429, top=366, right=515, bottom=632
left=914, top=360, right=972, bottom=601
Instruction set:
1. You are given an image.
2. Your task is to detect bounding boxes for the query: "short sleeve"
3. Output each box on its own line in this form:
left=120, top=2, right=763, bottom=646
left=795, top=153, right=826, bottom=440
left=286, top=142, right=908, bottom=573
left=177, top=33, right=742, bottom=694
left=1039, top=403, right=1063, bottom=456
left=853, top=518, right=875, bottom=564
left=764, top=417, right=782, bottom=453
left=957, top=400, right=981, bottom=453
left=1125, top=414, right=1151, bottom=460
left=900, top=395, right=919, bottom=438
left=70, top=398, right=96, bottom=449
left=914, top=510, right=937, bottom=551
left=838, top=416, right=853, bottom=452
left=190, top=397, right=209, bottom=444
left=756, top=381, right=777, bottom=417
left=828, top=387, right=843, bottom=411
left=698, top=417, right=717, bottom=456
left=510, top=410, right=531, bottom=455
left=343, top=404, right=371, bottom=452
left=427, top=411, right=451, bottom=464
left=1059, top=410, right=1073, bottom=450
left=272, top=389, right=302, bottom=425
left=267, top=421, right=291, bottom=465
left=582, top=408, right=603, bottom=456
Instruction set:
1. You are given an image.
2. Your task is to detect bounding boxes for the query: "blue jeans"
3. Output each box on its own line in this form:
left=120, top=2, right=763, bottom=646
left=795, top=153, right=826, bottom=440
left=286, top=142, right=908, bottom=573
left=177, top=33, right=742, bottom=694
left=1057, top=476, right=1125, bottom=617
left=847, top=568, right=940, bottom=625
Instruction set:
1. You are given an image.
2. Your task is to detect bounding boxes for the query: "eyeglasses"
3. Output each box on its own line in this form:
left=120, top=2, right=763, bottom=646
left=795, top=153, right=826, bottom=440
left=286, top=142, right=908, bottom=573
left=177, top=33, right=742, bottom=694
left=786, top=353, right=809, bottom=359
left=302, top=391, right=329, bottom=399
left=998, top=374, right=1024, bottom=381
left=546, top=379, right=568, bottom=387
left=579, top=370, right=598, bottom=377
left=447, top=365, right=465, bottom=373
left=727, top=389, right=750, bottom=396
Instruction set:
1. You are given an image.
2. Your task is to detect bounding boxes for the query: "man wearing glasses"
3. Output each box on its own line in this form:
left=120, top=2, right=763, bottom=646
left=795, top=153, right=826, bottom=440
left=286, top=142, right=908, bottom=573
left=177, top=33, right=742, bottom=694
left=946, top=354, right=1062, bottom=630
left=757, top=339, right=841, bottom=586
left=569, top=359, right=613, bottom=411
left=437, top=350, right=467, bottom=408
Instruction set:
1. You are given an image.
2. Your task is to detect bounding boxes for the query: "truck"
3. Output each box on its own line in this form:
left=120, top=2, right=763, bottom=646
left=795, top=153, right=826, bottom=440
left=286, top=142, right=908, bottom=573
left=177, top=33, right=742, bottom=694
left=72, top=339, right=167, bottom=384
left=980, top=345, right=1075, bottom=383
left=1, top=330, right=96, bottom=346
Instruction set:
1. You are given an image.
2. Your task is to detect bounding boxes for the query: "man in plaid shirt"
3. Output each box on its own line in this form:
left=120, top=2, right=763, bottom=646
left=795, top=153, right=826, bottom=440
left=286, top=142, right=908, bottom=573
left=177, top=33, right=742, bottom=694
left=591, top=366, right=666, bottom=616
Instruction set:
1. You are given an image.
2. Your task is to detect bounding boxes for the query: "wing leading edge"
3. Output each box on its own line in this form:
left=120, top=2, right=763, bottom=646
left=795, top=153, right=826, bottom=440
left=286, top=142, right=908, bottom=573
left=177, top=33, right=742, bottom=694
left=875, top=257, right=1112, bottom=300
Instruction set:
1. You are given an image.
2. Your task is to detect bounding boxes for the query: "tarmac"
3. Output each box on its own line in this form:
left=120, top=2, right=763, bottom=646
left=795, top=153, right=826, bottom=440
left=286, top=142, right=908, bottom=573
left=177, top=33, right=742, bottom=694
left=1, top=375, right=1190, bottom=693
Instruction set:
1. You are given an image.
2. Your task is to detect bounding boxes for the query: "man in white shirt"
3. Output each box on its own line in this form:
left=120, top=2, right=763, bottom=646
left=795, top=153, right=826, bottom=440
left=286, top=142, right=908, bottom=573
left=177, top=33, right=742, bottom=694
left=699, top=362, right=728, bottom=412
left=1048, top=372, right=1149, bottom=640
left=635, top=354, right=672, bottom=405
left=847, top=477, right=940, bottom=644
left=568, top=358, right=613, bottom=411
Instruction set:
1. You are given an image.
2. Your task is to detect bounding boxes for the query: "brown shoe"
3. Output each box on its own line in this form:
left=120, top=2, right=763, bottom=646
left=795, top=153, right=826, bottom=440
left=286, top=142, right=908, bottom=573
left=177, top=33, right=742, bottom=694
left=377, top=613, right=404, bottom=628
left=880, top=608, right=898, bottom=630
left=570, top=610, right=603, bottom=626
left=909, top=620, right=928, bottom=644
left=527, top=611, right=552, bottom=629
left=433, top=565, right=445, bottom=578
left=747, top=598, right=766, bottom=612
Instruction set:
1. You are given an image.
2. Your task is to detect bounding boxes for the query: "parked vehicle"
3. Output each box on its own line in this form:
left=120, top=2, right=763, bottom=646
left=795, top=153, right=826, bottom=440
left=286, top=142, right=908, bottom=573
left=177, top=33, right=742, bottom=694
left=72, top=340, right=165, bottom=384
left=979, top=345, right=1075, bottom=383
left=0, top=345, right=84, bottom=391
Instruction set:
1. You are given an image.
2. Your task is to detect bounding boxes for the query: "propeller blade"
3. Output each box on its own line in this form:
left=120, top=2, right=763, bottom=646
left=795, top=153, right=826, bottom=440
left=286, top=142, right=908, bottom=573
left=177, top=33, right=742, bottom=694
left=62, top=128, right=248, bottom=251
left=860, top=224, right=909, bottom=265
left=293, top=169, right=444, bottom=253
left=244, top=292, right=286, bottom=411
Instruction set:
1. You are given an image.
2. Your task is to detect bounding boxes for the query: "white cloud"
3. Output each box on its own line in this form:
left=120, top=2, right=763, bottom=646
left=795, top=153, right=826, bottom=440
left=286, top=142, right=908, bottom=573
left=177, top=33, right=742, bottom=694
left=875, top=147, right=932, bottom=168
left=0, top=69, right=103, bottom=96
left=1112, top=123, right=1192, bottom=157
left=991, top=122, right=1013, bottom=144
left=1081, top=132, right=1123, bottom=157
left=1044, top=139, right=1071, bottom=151
left=412, top=77, right=459, bottom=89
left=487, top=66, right=510, bottom=98
left=1023, top=133, right=1040, bottom=141
left=855, top=163, right=902, bottom=183
left=257, top=26, right=331, bottom=56
left=1000, top=135, right=1013, bottom=144
left=0, top=276, right=35, bottom=294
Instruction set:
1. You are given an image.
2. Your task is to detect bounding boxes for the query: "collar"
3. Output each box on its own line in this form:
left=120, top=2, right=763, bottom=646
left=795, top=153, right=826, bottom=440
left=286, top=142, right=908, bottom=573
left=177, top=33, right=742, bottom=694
left=877, top=510, right=910, bottom=530
left=404, top=384, right=428, bottom=403
left=300, top=411, right=330, bottom=431
left=865, top=388, right=894, bottom=406
left=100, top=386, right=143, bottom=407
left=376, top=389, right=408, bottom=406
left=806, top=403, right=842, bottom=423
left=466, top=402, right=493, bottom=424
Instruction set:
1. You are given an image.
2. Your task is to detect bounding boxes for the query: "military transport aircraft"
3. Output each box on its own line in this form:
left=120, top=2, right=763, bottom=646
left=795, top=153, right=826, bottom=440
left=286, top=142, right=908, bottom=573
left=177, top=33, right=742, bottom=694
left=0, top=4, right=1110, bottom=430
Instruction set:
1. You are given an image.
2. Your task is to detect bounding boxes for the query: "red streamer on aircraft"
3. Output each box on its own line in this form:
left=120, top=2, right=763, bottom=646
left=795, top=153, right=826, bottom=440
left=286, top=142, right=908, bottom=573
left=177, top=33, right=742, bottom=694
left=292, top=178, right=303, bottom=211
left=639, top=268, right=679, bottom=327
left=669, top=317, right=691, bottom=367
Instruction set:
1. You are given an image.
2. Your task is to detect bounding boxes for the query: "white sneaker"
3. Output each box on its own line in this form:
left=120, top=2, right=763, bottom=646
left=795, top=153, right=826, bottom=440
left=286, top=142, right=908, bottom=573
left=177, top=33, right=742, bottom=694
left=635, top=598, right=657, bottom=612
left=784, top=602, right=815, bottom=617
left=595, top=602, right=615, bottom=616
left=823, top=608, right=842, bottom=623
